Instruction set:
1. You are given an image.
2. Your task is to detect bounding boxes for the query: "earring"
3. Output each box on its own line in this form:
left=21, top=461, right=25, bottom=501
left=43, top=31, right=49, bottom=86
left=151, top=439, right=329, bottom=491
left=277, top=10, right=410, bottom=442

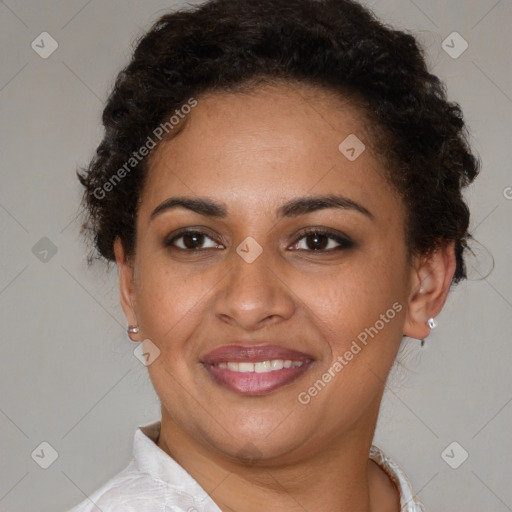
left=419, top=317, right=437, bottom=347
left=127, top=325, right=140, bottom=342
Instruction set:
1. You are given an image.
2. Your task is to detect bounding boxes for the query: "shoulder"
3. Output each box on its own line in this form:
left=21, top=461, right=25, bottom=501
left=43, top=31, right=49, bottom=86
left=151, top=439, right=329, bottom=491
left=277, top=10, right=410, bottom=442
left=66, top=420, right=221, bottom=512
left=66, top=460, right=142, bottom=511
left=66, top=460, right=194, bottom=512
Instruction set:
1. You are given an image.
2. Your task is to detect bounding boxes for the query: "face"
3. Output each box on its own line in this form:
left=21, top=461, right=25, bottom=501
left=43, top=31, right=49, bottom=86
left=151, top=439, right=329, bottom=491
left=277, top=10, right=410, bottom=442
left=116, top=82, right=418, bottom=463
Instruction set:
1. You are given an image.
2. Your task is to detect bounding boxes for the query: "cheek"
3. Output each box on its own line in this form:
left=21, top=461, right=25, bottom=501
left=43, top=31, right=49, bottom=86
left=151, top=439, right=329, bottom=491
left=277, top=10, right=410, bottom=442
left=134, top=259, right=208, bottom=347
left=300, top=246, right=407, bottom=350
left=294, top=260, right=406, bottom=429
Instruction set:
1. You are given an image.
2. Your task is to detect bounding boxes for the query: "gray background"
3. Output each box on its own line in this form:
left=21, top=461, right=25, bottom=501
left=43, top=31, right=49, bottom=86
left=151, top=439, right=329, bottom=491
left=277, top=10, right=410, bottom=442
left=1, top=1, right=511, bottom=511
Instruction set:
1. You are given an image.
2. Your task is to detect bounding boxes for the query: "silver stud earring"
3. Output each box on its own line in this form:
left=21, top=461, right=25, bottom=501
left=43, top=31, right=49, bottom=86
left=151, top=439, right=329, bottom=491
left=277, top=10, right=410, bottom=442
left=427, top=317, right=437, bottom=329
left=127, top=325, right=140, bottom=341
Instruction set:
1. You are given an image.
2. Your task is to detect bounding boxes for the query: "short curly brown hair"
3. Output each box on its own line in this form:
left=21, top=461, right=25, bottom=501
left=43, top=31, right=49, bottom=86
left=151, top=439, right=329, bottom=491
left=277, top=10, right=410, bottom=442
left=77, top=0, right=480, bottom=284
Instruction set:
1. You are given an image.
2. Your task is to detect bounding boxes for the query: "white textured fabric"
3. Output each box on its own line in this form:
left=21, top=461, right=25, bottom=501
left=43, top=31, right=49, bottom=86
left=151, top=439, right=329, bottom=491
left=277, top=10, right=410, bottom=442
left=369, top=446, right=426, bottom=512
left=67, top=420, right=425, bottom=512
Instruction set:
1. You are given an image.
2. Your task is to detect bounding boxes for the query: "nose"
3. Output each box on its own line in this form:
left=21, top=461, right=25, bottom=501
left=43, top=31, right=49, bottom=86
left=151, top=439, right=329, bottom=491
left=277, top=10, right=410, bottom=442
left=213, top=245, right=296, bottom=331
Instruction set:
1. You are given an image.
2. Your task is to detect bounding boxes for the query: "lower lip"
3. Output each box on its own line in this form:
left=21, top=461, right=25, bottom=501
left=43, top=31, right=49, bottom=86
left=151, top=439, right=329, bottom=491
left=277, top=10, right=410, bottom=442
left=202, top=362, right=313, bottom=395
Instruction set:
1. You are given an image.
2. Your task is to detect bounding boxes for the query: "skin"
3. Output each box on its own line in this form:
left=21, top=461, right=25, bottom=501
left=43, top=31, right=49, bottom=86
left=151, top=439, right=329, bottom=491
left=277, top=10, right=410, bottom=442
left=114, top=82, right=456, bottom=511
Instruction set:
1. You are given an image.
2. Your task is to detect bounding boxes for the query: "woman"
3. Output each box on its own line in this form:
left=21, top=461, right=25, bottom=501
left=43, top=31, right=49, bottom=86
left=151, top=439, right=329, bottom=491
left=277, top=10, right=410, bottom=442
left=69, top=0, right=479, bottom=510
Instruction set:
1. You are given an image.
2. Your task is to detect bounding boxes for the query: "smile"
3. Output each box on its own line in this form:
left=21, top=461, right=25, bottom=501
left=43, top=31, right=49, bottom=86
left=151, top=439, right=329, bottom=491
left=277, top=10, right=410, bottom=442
left=216, top=360, right=304, bottom=372
left=200, top=344, right=314, bottom=395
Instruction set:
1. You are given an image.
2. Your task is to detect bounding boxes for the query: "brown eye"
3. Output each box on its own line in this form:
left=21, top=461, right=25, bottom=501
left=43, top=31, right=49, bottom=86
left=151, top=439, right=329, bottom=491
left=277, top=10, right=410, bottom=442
left=165, top=230, right=221, bottom=250
left=293, top=229, right=354, bottom=252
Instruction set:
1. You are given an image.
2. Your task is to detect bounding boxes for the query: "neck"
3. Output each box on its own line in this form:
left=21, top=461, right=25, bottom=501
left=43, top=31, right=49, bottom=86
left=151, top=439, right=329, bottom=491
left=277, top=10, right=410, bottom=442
left=156, top=408, right=400, bottom=512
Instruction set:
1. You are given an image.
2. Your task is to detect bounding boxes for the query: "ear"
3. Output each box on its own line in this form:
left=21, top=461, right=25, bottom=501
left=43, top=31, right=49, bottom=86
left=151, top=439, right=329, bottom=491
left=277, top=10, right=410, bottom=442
left=403, top=241, right=457, bottom=341
left=113, top=236, right=139, bottom=339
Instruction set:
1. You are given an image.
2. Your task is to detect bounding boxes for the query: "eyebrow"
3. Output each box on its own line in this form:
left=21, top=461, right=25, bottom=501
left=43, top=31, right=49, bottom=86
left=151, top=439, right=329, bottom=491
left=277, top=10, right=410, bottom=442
left=149, top=194, right=374, bottom=221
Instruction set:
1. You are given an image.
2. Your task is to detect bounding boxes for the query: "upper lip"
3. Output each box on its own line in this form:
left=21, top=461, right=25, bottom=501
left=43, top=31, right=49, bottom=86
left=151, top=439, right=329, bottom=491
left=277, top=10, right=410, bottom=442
left=200, top=344, right=315, bottom=365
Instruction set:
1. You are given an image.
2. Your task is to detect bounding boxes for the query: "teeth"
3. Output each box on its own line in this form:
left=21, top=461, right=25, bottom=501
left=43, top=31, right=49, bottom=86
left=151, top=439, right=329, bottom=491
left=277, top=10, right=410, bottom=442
left=215, top=359, right=304, bottom=373
left=254, top=360, right=271, bottom=373
left=271, top=359, right=284, bottom=370
left=238, top=362, right=254, bottom=373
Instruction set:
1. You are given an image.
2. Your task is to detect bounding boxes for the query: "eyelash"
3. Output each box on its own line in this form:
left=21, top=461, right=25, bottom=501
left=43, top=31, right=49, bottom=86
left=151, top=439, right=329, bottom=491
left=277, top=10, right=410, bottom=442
left=164, top=228, right=354, bottom=253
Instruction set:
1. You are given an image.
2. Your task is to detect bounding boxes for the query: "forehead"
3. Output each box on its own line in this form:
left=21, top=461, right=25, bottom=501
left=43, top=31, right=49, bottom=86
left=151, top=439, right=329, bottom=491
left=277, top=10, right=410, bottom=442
left=140, top=82, right=399, bottom=221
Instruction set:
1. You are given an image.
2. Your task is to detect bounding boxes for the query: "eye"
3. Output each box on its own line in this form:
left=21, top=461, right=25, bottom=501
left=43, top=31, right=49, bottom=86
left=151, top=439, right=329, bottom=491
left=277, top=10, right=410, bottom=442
left=165, top=230, right=223, bottom=250
left=164, top=228, right=354, bottom=253
left=291, top=229, right=354, bottom=252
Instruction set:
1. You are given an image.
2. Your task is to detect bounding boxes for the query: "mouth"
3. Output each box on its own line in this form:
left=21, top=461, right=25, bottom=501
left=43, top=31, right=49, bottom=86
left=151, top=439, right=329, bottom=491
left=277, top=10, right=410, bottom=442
left=200, top=344, right=315, bottom=395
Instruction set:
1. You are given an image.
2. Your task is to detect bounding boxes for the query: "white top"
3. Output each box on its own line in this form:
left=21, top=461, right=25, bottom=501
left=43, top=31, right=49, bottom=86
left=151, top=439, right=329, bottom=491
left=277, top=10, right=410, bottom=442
left=67, top=420, right=426, bottom=512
